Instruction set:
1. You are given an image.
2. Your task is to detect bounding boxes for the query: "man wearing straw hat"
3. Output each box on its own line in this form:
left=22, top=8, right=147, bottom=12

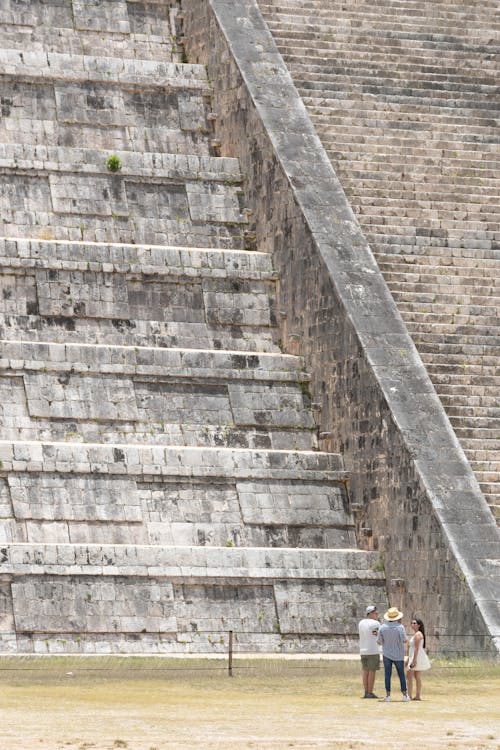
left=377, top=607, right=411, bottom=702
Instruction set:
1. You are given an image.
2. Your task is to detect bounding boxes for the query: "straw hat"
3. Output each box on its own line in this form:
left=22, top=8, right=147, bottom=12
left=384, top=606, right=404, bottom=621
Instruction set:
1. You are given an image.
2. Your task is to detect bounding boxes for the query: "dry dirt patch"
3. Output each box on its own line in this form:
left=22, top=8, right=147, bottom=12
left=0, top=657, right=498, bottom=750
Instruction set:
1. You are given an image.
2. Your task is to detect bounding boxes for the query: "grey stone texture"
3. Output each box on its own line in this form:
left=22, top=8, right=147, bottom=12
left=0, top=0, right=383, bottom=654
left=257, top=0, right=500, bottom=524
left=181, top=0, right=500, bottom=656
left=0, top=0, right=181, bottom=61
left=0, top=238, right=279, bottom=352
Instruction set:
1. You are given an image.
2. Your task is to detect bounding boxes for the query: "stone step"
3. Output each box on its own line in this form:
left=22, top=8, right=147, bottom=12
left=459, top=438, right=500, bottom=451
left=308, top=108, right=499, bottom=136
left=432, top=384, right=499, bottom=400
left=0, top=239, right=278, bottom=352
left=465, top=447, right=499, bottom=461
left=0, top=0, right=182, bottom=61
left=329, top=150, right=500, bottom=175
left=410, top=331, right=500, bottom=349
left=0, top=543, right=385, bottom=653
left=285, top=62, right=499, bottom=92
left=361, top=216, right=499, bottom=235
left=476, top=468, right=500, bottom=483
left=473, top=461, right=500, bottom=474
left=361, top=218, right=499, bottom=236
left=374, top=240, right=500, bottom=256
left=259, top=3, right=499, bottom=27
left=0, top=144, right=246, bottom=247
left=396, top=303, right=499, bottom=323
left=390, top=288, right=500, bottom=308
left=417, top=344, right=500, bottom=363
left=379, top=269, right=500, bottom=289
left=315, top=118, right=499, bottom=146
left=339, top=160, right=500, bottom=183
left=433, top=383, right=499, bottom=399
left=336, top=167, right=500, bottom=190
left=440, top=395, right=499, bottom=410
left=449, top=416, right=500, bottom=432
left=0, top=440, right=357, bottom=549
left=317, top=133, right=499, bottom=157
left=0, top=50, right=213, bottom=154
left=281, top=48, right=496, bottom=78
left=421, top=354, right=499, bottom=372
left=299, top=87, right=500, bottom=116
left=418, top=340, right=500, bottom=366
left=479, top=484, right=500, bottom=497
left=371, top=237, right=499, bottom=254
left=269, top=36, right=500, bottom=60
left=446, top=408, right=500, bottom=423
left=0, top=340, right=316, bottom=450
left=376, top=252, right=500, bottom=267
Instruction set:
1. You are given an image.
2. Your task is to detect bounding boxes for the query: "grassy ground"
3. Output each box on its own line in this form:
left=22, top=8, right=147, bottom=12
left=0, top=656, right=498, bottom=750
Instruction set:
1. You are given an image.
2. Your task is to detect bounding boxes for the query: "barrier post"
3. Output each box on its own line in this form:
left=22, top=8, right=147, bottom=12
left=228, top=630, right=233, bottom=677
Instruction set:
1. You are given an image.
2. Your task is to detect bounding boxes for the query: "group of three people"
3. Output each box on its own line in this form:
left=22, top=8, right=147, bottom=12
left=359, top=605, right=431, bottom=701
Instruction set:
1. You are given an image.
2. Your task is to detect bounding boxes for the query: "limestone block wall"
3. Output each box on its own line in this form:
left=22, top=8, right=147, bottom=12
left=0, top=0, right=387, bottom=654
left=0, top=340, right=315, bottom=449
left=181, top=0, right=500, bottom=656
left=0, top=144, right=245, bottom=247
left=0, top=543, right=383, bottom=654
left=0, top=239, right=279, bottom=352
left=0, top=0, right=181, bottom=60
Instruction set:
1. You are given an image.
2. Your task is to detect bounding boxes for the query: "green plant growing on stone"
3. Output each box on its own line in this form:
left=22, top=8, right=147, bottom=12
left=225, top=539, right=233, bottom=547
left=106, top=154, right=122, bottom=173
left=373, top=556, right=385, bottom=573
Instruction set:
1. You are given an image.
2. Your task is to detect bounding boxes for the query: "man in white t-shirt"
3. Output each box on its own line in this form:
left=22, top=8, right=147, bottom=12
left=358, top=605, right=381, bottom=698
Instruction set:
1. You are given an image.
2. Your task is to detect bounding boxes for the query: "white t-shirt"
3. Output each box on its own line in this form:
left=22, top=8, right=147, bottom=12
left=359, top=617, right=380, bottom=655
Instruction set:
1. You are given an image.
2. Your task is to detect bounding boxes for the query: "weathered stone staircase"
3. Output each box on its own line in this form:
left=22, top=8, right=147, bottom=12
left=0, top=0, right=385, bottom=653
left=258, top=0, right=500, bottom=522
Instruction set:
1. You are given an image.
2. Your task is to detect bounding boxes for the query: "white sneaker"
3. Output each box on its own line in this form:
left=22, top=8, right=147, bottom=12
left=380, top=695, right=392, bottom=702
left=402, top=695, right=411, bottom=702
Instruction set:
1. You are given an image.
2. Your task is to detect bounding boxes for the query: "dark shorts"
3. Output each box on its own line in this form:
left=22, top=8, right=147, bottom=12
left=361, top=654, right=380, bottom=671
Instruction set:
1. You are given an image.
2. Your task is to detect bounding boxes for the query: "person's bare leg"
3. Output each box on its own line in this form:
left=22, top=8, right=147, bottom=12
left=363, top=670, right=369, bottom=695
left=414, top=671, right=422, bottom=700
left=367, top=670, right=376, bottom=694
left=406, top=669, right=413, bottom=699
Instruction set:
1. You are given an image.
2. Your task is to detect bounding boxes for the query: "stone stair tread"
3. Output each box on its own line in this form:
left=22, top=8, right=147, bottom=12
left=0, top=238, right=275, bottom=279
left=0, top=48, right=209, bottom=89
left=379, top=271, right=500, bottom=288
left=0, top=440, right=347, bottom=479
left=376, top=256, right=500, bottom=270
left=0, top=314, right=280, bottom=354
left=375, top=241, right=500, bottom=257
left=421, top=355, right=500, bottom=371
left=435, top=385, right=500, bottom=398
left=0, top=340, right=302, bottom=379
left=1, top=543, right=384, bottom=578
left=0, top=143, right=242, bottom=181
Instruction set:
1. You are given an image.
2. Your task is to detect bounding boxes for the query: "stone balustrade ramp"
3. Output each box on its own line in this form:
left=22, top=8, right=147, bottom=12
left=0, top=0, right=386, bottom=652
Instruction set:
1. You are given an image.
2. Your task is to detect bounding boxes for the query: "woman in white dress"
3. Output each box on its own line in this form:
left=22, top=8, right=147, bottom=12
left=406, top=617, right=431, bottom=700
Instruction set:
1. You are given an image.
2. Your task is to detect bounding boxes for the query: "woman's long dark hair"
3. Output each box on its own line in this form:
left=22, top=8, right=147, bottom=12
left=414, top=617, right=426, bottom=649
